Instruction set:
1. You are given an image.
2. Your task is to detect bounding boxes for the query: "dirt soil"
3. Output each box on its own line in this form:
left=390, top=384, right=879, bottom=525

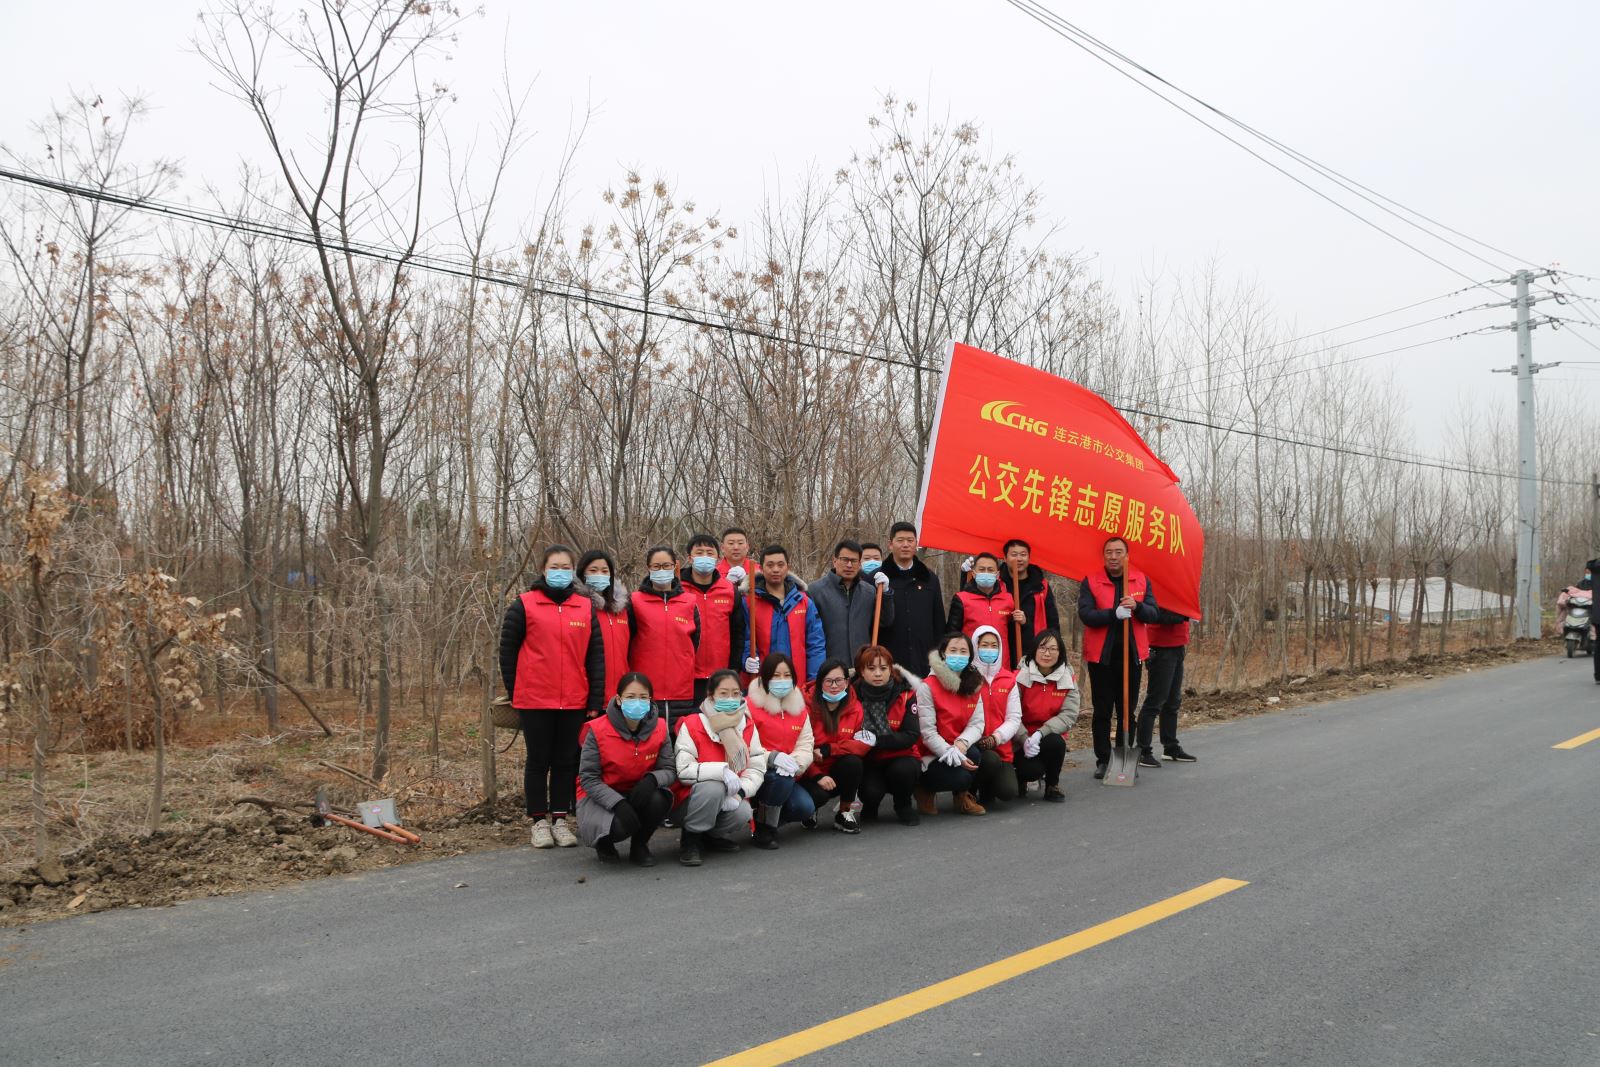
left=0, top=637, right=1556, bottom=927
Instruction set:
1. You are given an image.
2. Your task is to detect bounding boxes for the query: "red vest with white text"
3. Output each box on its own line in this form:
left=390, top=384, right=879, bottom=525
left=956, top=587, right=1016, bottom=666
left=683, top=574, right=738, bottom=679
left=672, top=713, right=757, bottom=803
left=918, top=682, right=981, bottom=757
left=1081, top=568, right=1151, bottom=663
left=575, top=715, right=666, bottom=802
left=629, top=588, right=698, bottom=700
left=981, top=668, right=1019, bottom=763
left=512, top=590, right=595, bottom=710
left=1019, top=678, right=1072, bottom=733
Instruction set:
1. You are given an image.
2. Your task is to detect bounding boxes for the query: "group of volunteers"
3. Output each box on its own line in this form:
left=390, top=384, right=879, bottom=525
left=498, top=523, right=1198, bottom=868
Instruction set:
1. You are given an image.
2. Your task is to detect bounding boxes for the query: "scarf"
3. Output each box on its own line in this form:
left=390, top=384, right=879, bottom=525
left=856, top=680, right=896, bottom=736
left=706, top=708, right=749, bottom=774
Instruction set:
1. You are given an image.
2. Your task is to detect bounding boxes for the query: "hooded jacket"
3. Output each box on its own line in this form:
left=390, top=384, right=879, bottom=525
left=741, top=574, right=827, bottom=681
left=574, top=697, right=675, bottom=848
left=881, top=554, right=946, bottom=675
left=809, top=568, right=895, bottom=665
left=498, top=577, right=606, bottom=711
left=971, top=624, right=1023, bottom=750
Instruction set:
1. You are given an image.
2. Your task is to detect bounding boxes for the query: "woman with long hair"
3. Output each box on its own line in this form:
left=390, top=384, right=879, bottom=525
left=745, top=652, right=816, bottom=849
left=577, top=548, right=630, bottom=707
left=800, top=658, right=871, bottom=834
left=1012, top=629, right=1078, bottom=802
left=912, top=632, right=986, bottom=817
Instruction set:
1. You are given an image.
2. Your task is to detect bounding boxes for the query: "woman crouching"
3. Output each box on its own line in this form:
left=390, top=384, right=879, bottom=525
left=672, top=668, right=769, bottom=866
left=576, top=672, right=674, bottom=867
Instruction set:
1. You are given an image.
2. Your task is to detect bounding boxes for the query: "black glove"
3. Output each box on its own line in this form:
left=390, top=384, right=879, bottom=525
left=609, top=799, right=641, bottom=839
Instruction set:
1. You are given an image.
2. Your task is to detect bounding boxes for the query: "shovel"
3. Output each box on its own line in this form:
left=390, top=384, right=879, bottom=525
left=359, top=797, right=422, bottom=844
left=312, top=786, right=411, bottom=843
left=1103, top=619, right=1137, bottom=787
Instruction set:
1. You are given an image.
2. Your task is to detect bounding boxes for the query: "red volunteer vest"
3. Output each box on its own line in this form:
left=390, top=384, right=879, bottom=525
left=1019, top=677, right=1072, bottom=733
left=1148, top=618, right=1190, bottom=648
left=575, top=715, right=667, bottom=802
left=981, top=668, right=1019, bottom=763
left=673, top=713, right=758, bottom=803
left=956, top=587, right=1016, bottom=667
left=919, top=681, right=981, bottom=757
left=682, top=574, right=738, bottom=679
left=807, top=691, right=867, bottom=776
left=512, top=590, right=595, bottom=710
left=874, top=689, right=919, bottom=761
left=749, top=589, right=813, bottom=680
left=1082, top=568, right=1151, bottom=663
left=596, top=610, right=630, bottom=701
left=629, top=588, right=698, bottom=700
left=749, top=701, right=807, bottom=756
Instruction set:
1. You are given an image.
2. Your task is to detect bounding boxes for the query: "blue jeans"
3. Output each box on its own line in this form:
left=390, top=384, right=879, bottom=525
left=756, top=771, right=816, bottom=825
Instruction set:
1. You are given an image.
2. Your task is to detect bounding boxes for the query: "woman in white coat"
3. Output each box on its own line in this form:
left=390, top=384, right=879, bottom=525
left=672, top=668, right=769, bottom=867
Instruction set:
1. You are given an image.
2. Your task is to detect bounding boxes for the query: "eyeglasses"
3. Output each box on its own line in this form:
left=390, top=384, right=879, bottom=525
left=820, top=677, right=850, bottom=690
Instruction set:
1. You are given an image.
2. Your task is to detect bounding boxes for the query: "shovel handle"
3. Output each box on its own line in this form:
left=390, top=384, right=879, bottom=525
left=871, top=585, right=883, bottom=646
left=324, top=812, right=410, bottom=844
left=383, top=822, right=422, bottom=844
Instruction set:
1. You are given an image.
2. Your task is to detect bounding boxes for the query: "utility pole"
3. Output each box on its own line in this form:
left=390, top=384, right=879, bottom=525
left=1491, top=268, right=1558, bottom=638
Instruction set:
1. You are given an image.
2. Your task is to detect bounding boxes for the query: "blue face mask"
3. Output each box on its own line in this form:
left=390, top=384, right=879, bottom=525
left=691, top=556, right=717, bottom=575
left=861, top=559, right=881, bottom=575
left=945, top=653, right=971, bottom=672
left=978, top=647, right=1001, bottom=665
left=712, top=696, right=744, bottom=714
left=821, top=687, right=848, bottom=704
left=545, top=568, right=574, bottom=589
left=649, top=568, right=675, bottom=586
left=620, top=698, right=650, bottom=722
left=974, top=571, right=997, bottom=589
left=584, top=573, right=611, bottom=591
left=768, top=678, right=795, bottom=698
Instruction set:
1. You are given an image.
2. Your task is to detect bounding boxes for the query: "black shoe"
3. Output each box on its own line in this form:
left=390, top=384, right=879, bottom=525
left=595, top=839, right=621, bottom=863
left=894, top=804, right=921, bottom=826
left=1163, top=746, right=1197, bottom=763
left=704, top=835, right=742, bottom=854
left=833, top=809, right=861, bottom=834
left=662, top=814, right=680, bottom=830
left=1093, top=761, right=1108, bottom=780
left=801, top=815, right=818, bottom=830
left=1138, top=749, right=1161, bottom=769
left=752, top=824, right=780, bottom=850
left=1043, top=785, right=1066, bottom=803
left=859, top=805, right=881, bottom=822
left=629, top=840, right=657, bottom=867
left=678, top=831, right=703, bottom=867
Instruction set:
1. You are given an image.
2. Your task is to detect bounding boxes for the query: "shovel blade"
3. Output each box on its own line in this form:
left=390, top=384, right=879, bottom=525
left=1102, top=742, right=1138, bottom=787
left=359, top=798, right=399, bottom=828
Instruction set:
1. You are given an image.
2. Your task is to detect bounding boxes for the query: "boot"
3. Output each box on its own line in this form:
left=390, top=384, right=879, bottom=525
left=704, top=834, right=742, bottom=854
left=595, top=838, right=621, bottom=863
left=752, top=823, right=779, bottom=850
left=953, top=791, right=987, bottom=816
left=678, top=830, right=704, bottom=867
left=894, top=800, right=921, bottom=826
left=914, top=787, right=938, bottom=816
left=629, top=835, right=657, bottom=868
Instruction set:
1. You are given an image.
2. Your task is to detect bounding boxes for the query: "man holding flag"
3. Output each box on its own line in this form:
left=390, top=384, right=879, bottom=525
left=1078, top=537, right=1161, bottom=778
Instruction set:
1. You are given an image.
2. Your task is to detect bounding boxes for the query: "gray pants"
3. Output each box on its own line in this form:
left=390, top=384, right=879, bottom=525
left=671, top=780, right=752, bottom=838
left=1138, top=644, right=1185, bottom=750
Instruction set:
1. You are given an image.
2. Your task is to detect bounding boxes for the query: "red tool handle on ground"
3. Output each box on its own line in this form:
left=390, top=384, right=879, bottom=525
left=324, top=811, right=409, bottom=844
left=382, top=822, right=422, bottom=844
left=871, top=584, right=884, bottom=646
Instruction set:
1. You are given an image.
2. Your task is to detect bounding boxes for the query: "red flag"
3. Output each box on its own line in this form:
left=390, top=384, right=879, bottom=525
left=914, top=343, right=1204, bottom=620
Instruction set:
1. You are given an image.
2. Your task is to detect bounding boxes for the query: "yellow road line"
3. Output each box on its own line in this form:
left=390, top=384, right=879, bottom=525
left=1553, top=727, right=1600, bottom=750
left=702, top=876, right=1249, bottom=1067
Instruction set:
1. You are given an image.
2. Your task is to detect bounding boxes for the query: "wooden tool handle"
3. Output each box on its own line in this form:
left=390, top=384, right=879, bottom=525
left=325, top=812, right=409, bottom=844
left=383, top=822, right=422, bottom=844
left=871, top=585, right=883, bottom=646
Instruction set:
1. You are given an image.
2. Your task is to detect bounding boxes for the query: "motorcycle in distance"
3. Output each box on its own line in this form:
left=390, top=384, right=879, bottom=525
left=1561, top=591, right=1593, bottom=658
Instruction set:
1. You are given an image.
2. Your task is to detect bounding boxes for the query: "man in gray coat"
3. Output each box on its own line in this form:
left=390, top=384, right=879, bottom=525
left=810, top=539, right=894, bottom=664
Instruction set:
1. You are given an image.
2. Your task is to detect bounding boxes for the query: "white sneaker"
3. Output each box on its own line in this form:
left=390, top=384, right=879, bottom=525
left=530, top=818, right=555, bottom=849
left=551, top=817, right=578, bottom=848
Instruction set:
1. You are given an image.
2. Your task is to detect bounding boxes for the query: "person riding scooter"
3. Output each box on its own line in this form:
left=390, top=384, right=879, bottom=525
left=1557, top=561, right=1600, bottom=663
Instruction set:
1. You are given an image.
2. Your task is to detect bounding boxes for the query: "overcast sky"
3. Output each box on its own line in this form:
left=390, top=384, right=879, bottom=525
left=4, top=0, right=1597, bottom=447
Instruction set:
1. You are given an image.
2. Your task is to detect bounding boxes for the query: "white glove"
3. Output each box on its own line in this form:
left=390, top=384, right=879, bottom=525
left=873, top=571, right=890, bottom=589
left=773, top=751, right=799, bottom=776
left=1024, top=731, right=1042, bottom=758
left=960, top=555, right=975, bottom=573
left=940, top=746, right=965, bottom=767
left=727, top=566, right=746, bottom=585
left=722, top=768, right=742, bottom=795
left=1115, top=605, right=1132, bottom=620
left=853, top=729, right=876, bottom=746
left=719, top=793, right=742, bottom=812
left=744, top=656, right=761, bottom=674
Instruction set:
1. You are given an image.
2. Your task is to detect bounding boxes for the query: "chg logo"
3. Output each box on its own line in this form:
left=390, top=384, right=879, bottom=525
left=980, top=400, right=1048, bottom=436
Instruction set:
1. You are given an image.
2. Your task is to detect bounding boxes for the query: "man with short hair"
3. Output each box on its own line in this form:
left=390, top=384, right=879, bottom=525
left=1002, top=538, right=1060, bottom=668
left=680, top=533, right=748, bottom=703
left=716, top=527, right=752, bottom=583
left=1077, top=536, right=1160, bottom=779
left=810, top=538, right=894, bottom=664
left=742, top=545, right=826, bottom=681
left=881, top=521, right=946, bottom=672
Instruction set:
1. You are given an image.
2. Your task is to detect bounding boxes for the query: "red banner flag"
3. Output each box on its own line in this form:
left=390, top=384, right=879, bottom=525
left=914, top=343, right=1204, bottom=620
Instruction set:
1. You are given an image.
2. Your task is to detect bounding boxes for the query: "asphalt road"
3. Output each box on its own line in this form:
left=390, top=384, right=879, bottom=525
left=5, top=654, right=1598, bottom=1066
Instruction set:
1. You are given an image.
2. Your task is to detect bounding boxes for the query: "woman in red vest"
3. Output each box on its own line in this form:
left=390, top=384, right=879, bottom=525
left=578, top=548, right=630, bottom=706
left=801, top=658, right=871, bottom=834
left=746, top=653, right=816, bottom=849
left=497, top=544, right=606, bottom=849
left=1012, top=628, right=1078, bottom=802
left=672, top=669, right=769, bottom=866
left=912, top=632, right=987, bottom=817
left=629, top=544, right=701, bottom=733
left=576, top=672, right=674, bottom=867
left=851, top=644, right=923, bottom=826
left=971, top=625, right=1022, bottom=809
left=948, top=553, right=1020, bottom=668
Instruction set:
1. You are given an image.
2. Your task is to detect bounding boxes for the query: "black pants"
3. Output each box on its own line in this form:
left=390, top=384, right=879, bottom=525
left=518, top=708, right=585, bottom=816
left=1012, top=733, right=1067, bottom=786
left=919, top=757, right=975, bottom=795
left=1086, top=658, right=1144, bottom=764
left=859, top=756, right=920, bottom=815
left=802, top=754, right=865, bottom=807
left=606, top=777, right=673, bottom=845
left=973, top=748, right=1019, bottom=804
left=1139, top=645, right=1185, bottom=750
